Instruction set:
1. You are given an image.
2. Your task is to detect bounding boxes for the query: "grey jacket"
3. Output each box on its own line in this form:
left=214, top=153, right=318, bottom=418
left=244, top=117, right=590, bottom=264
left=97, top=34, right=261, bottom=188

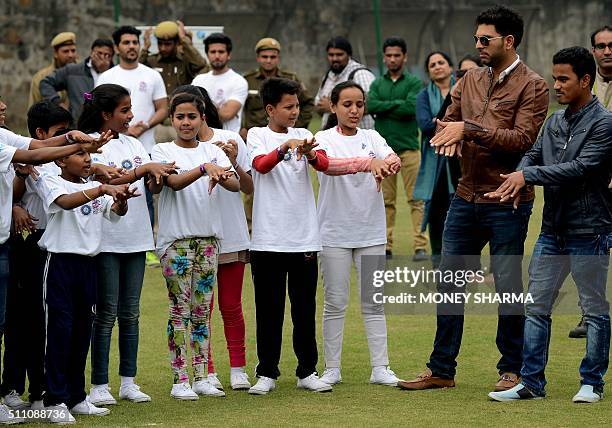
left=39, top=58, right=97, bottom=121
left=518, top=97, right=612, bottom=235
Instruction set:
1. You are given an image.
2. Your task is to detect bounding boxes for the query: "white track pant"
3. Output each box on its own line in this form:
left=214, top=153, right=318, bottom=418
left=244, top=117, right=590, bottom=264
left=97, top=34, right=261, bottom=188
left=321, top=245, right=389, bottom=368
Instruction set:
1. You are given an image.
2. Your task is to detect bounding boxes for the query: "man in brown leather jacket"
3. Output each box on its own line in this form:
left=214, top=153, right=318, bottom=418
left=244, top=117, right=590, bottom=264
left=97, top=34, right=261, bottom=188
left=398, top=5, right=549, bottom=393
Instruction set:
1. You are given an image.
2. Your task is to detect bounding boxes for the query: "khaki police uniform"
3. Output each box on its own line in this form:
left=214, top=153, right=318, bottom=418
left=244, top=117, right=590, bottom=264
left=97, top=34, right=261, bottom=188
left=29, top=32, right=75, bottom=107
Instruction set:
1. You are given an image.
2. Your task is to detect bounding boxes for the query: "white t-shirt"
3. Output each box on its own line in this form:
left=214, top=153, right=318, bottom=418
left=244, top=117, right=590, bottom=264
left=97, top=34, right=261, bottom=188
left=38, top=175, right=119, bottom=256
left=21, top=162, right=61, bottom=230
left=96, top=64, right=167, bottom=153
left=315, top=128, right=393, bottom=248
left=205, top=129, right=250, bottom=254
left=0, top=129, right=31, bottom=245
left=247, top=126, right=321, bottom=252
left=151, top=141, right=233, bottom=255
left=192, top=69, right=248, bottom=133
left=90, top=133, right=154, bottom=253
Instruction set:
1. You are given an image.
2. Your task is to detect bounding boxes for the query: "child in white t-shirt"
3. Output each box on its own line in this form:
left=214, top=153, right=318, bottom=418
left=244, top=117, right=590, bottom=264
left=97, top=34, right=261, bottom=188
left=76, top=84, right=178, bottom=406
left=246, top=78, right=332, bottom=395
left=151, top=93, right=239, bottom=400
left=170, top=84, right=254, bottom=391
left=314, top=81, right=402, bottom=387
left=36, top=146, right=137, bottom=423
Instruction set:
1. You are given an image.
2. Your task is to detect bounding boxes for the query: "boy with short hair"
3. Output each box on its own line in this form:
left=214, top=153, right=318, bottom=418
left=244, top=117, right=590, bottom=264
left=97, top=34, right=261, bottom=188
left=246, top=78, right=329, bottom=395
left=37, top=148, right=138, bottom=423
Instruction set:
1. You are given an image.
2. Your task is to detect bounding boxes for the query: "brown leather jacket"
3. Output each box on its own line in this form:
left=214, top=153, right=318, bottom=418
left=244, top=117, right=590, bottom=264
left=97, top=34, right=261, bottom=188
left=443, top=61, right=549, bottom=203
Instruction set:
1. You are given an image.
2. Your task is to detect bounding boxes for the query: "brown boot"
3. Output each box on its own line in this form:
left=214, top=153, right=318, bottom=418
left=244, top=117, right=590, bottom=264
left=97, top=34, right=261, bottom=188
left=494, top=372, right=520, bottom=391
left=397, top=368, right=455, bottom=390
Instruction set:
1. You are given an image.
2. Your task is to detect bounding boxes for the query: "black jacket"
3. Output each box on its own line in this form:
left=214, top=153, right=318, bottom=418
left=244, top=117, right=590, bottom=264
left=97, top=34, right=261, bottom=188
left=39, top=58, right=100, bottom=121
left=518, top=97, right=612, bottom=235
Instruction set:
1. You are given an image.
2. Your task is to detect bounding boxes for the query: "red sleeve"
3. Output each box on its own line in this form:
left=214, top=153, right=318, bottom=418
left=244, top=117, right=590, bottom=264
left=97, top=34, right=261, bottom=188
left=252, top=148, right=281, bottom=174
left=308, top=149, right=329, bottom=171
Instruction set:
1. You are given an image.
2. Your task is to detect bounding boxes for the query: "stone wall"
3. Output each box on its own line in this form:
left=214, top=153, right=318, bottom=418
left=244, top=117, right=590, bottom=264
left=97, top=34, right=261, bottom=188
left=1, top=0, right=611, bottom=129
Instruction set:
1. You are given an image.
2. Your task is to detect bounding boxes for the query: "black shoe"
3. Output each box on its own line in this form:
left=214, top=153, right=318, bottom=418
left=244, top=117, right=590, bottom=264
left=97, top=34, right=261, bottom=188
left=569, top=317, right=587, bottom=338
left=385, top=250, right=393, bottom=259
left=412, top=249, right=428, bottom=262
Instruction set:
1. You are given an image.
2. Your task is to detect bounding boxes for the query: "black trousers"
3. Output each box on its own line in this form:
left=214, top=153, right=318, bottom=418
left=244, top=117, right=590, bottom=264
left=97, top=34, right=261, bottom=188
left=43, top=253, right=96, bottom=408
left=250, top=251, right=318, bottom=380
left=1, top=231, right=46, bottom=401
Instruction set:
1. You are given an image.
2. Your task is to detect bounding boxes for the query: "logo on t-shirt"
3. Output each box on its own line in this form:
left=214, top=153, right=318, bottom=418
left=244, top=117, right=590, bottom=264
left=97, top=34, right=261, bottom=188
left=134, top=156, right=143, bottom=166
left=121, top=159, right=133, bottom=170
left=108, top=161, right=117, bottom=168
left=139, top=81, right=148, bottom=92
left=368, top=151, right=376, bottom=158
left=81, top=204, right=92, bottom=216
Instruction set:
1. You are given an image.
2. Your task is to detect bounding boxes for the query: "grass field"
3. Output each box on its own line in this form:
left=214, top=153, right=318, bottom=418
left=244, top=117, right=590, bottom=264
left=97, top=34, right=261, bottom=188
left=20, top=117, right=612, bottom=427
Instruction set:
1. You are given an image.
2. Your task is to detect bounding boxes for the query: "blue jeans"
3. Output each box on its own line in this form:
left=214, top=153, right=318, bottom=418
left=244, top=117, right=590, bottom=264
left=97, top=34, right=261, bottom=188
left=427, top=196, right=532, bottom=378
left=91, top=252, right=146, bottom=385
left=521, top=233, right=610, bottom=396
left=0, top=241, right=9, bottom=376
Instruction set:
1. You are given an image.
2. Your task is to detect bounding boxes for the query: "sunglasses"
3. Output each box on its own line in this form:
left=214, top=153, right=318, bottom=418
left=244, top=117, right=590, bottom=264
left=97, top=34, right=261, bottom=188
left=473, top=35, right=504, bottom=46
left=594, top=42, right=612, bottom=51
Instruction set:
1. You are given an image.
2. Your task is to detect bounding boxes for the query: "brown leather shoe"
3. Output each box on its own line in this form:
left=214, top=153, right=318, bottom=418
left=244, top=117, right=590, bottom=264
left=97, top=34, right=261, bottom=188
left=494, top=372, right=520, bottom=391
left=397, top=368, right=455, bottom=390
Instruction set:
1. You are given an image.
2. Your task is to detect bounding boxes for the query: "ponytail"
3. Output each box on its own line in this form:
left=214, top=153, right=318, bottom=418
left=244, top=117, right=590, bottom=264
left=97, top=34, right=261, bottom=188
left=77, top=84, right=130, bottom=134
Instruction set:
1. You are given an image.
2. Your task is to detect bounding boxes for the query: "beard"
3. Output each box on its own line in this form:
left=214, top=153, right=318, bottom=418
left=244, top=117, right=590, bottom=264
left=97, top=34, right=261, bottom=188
left=330, top=62, right=346, bottom=74
left=211, top=60, right=228, bottom=71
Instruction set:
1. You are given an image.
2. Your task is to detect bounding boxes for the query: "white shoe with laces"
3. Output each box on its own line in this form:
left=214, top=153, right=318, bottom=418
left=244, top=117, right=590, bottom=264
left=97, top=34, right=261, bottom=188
left=170, top=383, right=198, bottom=400
left=119, top=384, right=151, bottom=403
left=89, top=385, right=117, bottom=406
left=0, top=403, right=24, bottom=425
left=3, top=391, right=28, bottom=410
left=207, top=373, right=224, bottom=391
left=46, top=403, right=75, bottom=425
left=248, top=376, right=276, bottom=395
left=193, top=380, right=225, bottom=397
left=70, top=397, right=110, bottom=416
left=370, top=366, right=400, bottom=386
left=297, top=373, right=333, bottom=392
left=230, top=370, right=251, bottom=390
left=573, top=385, right=603, bottom=403
left=319, top=368, right=342, bottom=385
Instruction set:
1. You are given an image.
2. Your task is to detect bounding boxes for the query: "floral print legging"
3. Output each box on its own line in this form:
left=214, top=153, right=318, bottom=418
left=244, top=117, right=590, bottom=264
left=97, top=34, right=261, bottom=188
left=161, top=237, right=218, bottom=384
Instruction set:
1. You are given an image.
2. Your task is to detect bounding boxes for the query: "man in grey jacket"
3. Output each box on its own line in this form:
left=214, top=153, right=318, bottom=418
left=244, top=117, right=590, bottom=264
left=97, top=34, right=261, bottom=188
left=487, top=46, right=612, bottom=404
left=40, top=39, right=114, bottom=121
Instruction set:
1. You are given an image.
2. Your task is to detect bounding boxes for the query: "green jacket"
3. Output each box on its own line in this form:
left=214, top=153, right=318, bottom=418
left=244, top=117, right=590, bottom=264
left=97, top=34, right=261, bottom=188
left=367, top=72, right=422, bottom=152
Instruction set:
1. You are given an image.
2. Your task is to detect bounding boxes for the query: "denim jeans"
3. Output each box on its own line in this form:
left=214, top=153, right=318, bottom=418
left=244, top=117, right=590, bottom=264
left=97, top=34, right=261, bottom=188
left=427, top=196, right=532, bottom=378
left=521, top=233, right=610, bottom=396
left=0, top=241, right=9, bottom=377
left=91, top=252, right=146, bottom=385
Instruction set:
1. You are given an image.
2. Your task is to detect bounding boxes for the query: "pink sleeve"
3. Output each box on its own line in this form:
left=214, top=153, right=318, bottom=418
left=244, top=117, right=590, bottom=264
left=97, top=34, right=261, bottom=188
left=324, top=157, right=373, bottom=176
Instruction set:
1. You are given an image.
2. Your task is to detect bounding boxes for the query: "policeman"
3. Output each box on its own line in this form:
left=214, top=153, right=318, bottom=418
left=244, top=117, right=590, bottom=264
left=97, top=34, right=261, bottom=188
left=241, top=38, right=315, bottom=231
left=241, top=37, right=314, bottom=140
left=29, top=32, right=77, bottom=107
left=140, top=20, right=209, bottom=142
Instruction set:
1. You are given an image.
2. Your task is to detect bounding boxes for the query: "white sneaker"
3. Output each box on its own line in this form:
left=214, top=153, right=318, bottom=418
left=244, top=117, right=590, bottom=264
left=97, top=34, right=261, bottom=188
left=70, top=397, right=110, bottom=416
left=207, top=373, right=224, bottom=391
left=46, top=403, right=75, bottom=424
left=170, top=383, right=199, bottom=400
left=319, top=368, right=342, bottom=385
left=89, top=385, right=117, bottom=406
left=0, top=403, right=24, bottom=425
left=573, top=385, right=603, bottom=403
left=488, top=383, right=543, bottom=402
left=3, top=391, right=28, bottom=410
left=370, top=366, right=400, bottom=386
left=297, top=373, right=333, bottom=392
left=248, top=376, right=276, bottom=395
left=230, top=370, right=251, bottom=390
left=193, top=380, right=225, bottom=397
left=119, top=384, right=151, bottom=403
